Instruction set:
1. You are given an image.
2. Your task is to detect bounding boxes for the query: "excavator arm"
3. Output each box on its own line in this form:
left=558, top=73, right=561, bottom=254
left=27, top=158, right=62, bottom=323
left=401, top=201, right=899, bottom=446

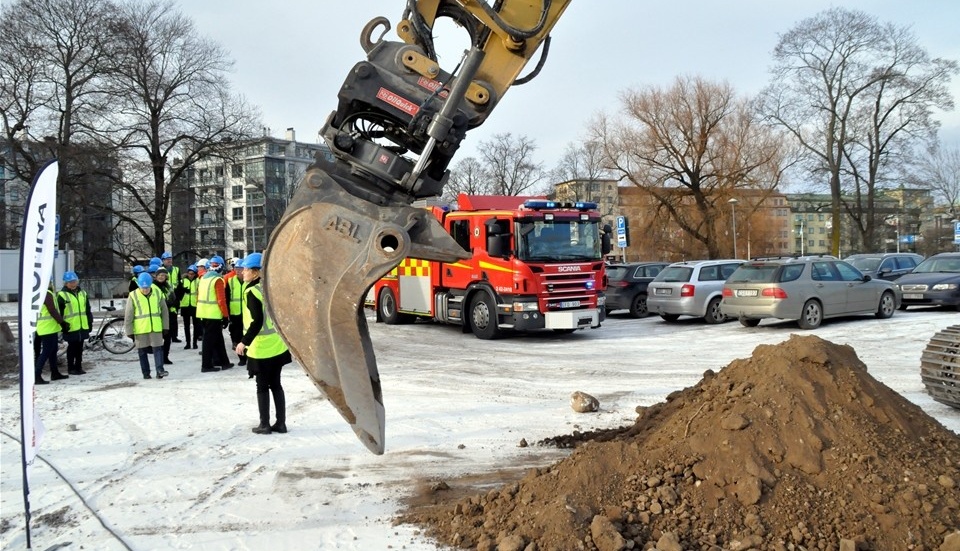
left=263, top=0, right=571, bottom=454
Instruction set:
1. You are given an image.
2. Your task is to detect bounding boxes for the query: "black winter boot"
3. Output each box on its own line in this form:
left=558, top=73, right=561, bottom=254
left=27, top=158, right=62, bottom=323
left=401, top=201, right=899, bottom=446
left=271, top=389, right=287, bottom=433
left=252, top=391, right=271, bottom=434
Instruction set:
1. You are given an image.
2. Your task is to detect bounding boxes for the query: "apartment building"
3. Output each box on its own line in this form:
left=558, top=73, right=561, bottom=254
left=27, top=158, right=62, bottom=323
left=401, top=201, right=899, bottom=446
left=172, top=128, right=332, bottom=262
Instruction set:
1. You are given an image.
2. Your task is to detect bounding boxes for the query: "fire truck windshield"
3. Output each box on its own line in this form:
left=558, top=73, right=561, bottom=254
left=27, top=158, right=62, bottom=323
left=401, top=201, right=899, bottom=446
left=516, top=219, right=602, bottom=262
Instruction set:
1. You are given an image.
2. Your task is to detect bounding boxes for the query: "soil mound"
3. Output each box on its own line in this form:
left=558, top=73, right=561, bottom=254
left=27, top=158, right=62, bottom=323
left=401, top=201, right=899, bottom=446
left=400, top=335, right=960, bottom=551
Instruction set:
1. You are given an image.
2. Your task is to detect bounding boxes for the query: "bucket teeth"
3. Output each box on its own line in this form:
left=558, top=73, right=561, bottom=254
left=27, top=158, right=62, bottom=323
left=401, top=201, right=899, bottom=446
left=263, top=164, right=468, bottom=454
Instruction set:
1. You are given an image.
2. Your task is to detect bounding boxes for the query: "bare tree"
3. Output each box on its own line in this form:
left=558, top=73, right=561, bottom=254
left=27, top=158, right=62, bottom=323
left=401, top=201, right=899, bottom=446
left=551, top=139, right=610, bottom=182
left=102, top=0, right=259, bottom=255
left=477, top=133, right=546, bottom=196
left=442, top=156, right=492, bottom=203
left=758, top=7, right=957, bottom=254
left=0, top=0, right=118, bottom=269
left=592, top=76, right=787, bottom=259
left=910, top=143, right=960, bottom=218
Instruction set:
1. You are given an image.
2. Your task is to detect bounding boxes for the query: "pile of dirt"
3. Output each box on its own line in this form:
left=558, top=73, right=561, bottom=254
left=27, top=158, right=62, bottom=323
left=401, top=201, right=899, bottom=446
left=400, top=335, right=960, bottom=551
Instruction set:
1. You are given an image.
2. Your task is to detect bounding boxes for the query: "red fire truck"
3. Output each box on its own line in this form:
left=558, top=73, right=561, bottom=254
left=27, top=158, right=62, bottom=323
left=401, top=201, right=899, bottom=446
left=371, top=194, right=612, bottom=339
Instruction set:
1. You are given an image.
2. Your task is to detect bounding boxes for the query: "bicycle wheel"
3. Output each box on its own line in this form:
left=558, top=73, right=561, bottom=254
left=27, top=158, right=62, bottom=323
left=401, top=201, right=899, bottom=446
left=101, top=318, right=135, bottom=354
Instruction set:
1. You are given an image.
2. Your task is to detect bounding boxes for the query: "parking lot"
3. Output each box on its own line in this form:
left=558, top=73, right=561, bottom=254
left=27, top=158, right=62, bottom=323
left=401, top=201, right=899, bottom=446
left=1, top=304, right=958, bottom=549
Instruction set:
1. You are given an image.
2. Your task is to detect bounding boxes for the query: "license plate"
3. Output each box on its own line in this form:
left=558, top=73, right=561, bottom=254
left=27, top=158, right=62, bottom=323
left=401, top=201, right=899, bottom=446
left=559, top=300, right=580, bottom=308
left=737, top=289, right=758, bottom=297
left=903, top=293, right=923, bottom=300
left=655, top=288, right=672, bottom=296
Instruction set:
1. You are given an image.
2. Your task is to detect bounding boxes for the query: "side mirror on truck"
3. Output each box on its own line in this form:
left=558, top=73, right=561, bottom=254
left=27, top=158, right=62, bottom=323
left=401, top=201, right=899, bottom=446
left=601, top=224, right=613, bottom=256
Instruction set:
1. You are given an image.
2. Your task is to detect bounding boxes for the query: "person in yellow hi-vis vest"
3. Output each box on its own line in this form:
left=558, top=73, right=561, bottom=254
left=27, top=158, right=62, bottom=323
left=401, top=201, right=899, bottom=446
left=235, top=253, right=292, bottom=434
left=178, top=264, right=200, bottom=349
left=224, top=257, right=246, bottom=367
left=35, top=281, right=69, bottom=384
left=57, top=271, right=93, bottom=375
left=160, top=251, right=182, bottom=343
left=124, top=272, right=169, bottom=380
left=197, top=255, right=231, bottom=372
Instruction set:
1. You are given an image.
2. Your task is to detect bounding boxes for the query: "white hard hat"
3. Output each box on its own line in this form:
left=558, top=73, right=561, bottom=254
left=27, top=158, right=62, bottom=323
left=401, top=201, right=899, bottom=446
left=197, top=258, right=209, bottom=267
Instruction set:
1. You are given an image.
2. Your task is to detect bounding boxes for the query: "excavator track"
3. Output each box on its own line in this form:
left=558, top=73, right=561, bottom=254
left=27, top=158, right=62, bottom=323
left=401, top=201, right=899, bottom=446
left=920, top=324, right=960, bottom=409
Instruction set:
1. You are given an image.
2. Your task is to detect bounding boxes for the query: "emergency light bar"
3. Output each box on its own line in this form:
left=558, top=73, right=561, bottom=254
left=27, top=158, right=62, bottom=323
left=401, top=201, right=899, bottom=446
left=522, top=200, right=599, bottom=211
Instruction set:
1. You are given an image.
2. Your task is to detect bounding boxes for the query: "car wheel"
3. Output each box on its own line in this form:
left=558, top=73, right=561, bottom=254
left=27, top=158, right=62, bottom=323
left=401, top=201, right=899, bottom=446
left=739, top=318, right=761, bottom=327
left=876, top=291, right=896, bottom=319
left=660, top=314, right=680, bottom=322
left=469, top=291, right=501, bottom=340
left=797, top=299, right=822, bottom=329
left=629, top=294, right=649, bottom=318
left=703, top=297, right=725, bottom=324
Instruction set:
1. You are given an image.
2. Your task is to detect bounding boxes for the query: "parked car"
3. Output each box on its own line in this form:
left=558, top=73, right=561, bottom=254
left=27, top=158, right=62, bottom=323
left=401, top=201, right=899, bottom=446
left=605, top=262, right=670, bottom=318
left=895, top=252, right=960, bottom=310
left=843, top=252, right=924, bottom=281
left=647, top=259, right=745, bottom=323
left=720, top=258, right=900, bottom=329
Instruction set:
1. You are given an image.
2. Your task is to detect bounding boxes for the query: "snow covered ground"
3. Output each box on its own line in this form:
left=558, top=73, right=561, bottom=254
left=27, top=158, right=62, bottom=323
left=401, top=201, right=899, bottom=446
left=1, top=300, right=958, bottom=550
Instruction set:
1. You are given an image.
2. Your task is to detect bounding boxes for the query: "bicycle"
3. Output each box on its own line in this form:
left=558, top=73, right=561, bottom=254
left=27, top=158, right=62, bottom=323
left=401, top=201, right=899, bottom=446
left=57, top=305, right=135, bottom=358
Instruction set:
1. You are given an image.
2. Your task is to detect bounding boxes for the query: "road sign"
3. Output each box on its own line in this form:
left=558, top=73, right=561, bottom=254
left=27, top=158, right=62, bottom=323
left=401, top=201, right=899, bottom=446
left=955, top=221, right=960, bottom=245
left=616, top=216, right=625, bottom=230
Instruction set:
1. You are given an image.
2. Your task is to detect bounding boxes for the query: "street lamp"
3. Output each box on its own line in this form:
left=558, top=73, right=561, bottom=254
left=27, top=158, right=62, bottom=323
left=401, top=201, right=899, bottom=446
left=244, top=183, right=259, bottom=253
left=728, top=198, right=738, bottom=258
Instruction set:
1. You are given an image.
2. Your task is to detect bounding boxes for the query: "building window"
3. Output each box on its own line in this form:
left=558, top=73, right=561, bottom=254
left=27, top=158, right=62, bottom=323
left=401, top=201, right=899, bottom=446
left=232, top=207, right=243, bottom=221
left=232, top=185, right=243, bottom=200
left=215, top=166, right=224, bottom=179
left=232, top=164, right=243, bottom=178
left=232, top=228, right=244, bottom=241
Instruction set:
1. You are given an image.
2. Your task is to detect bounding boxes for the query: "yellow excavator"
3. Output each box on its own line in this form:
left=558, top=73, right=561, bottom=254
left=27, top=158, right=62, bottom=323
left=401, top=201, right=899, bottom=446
left=264, top=1, right=572, bottom=454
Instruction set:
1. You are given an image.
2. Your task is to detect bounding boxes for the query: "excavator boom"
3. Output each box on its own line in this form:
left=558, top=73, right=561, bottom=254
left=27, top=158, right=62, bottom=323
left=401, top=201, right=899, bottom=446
left=264, top=1, right=571, bottom=454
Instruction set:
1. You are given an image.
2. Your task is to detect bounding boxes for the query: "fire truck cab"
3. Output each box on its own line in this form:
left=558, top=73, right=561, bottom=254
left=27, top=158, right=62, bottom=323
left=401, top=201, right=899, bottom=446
left=372, top=194, right=612, bottom=339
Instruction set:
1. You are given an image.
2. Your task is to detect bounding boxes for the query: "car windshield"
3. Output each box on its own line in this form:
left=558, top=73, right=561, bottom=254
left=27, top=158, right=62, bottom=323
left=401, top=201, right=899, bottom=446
left=728, top=265, right=780, bottom=283
left=655, top=266, right=693, bottom=283
left=606, top=266, right=629, bottom=280
left=516, top=219, right=602, bottom=262
left=912, top=257, right=960, bottom=273
left=847, top=258, right=880, bottom=272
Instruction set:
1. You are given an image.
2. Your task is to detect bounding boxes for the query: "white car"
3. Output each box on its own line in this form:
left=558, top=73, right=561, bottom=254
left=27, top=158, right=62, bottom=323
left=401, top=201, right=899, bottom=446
left=647, top=259, right=745, bottom=323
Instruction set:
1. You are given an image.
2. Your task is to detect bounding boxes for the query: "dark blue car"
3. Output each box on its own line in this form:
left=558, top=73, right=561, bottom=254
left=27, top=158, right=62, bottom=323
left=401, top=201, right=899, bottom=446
left=895, top=252, right=960, bottom=310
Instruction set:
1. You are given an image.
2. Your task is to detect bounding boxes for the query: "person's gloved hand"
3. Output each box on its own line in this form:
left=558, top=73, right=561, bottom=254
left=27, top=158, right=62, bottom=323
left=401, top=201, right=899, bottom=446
left=221, top=318, right=229, bottom=329
left=60, top=322, right=70, bottom=333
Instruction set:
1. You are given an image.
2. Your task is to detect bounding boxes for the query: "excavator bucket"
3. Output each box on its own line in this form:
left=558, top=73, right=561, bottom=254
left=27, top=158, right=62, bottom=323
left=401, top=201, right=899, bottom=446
left=263, top=160, right=469, bottom=454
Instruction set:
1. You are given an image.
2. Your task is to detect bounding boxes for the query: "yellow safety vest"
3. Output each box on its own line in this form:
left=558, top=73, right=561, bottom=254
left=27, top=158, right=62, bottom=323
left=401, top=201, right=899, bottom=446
left=167, top=265, right=180, bottom=290
left=196, top=274, right=224, bottom=320
left=180, top=278, right=198, bottom=308
left=129, top=289, right=163, bottom=335
left=227, top=275, right=243, bottom=316
left=36, top=289, right=61, bottom=336
left=58, top=289, right=90, bottom=332
left=243, top=284, right=288, bottom=359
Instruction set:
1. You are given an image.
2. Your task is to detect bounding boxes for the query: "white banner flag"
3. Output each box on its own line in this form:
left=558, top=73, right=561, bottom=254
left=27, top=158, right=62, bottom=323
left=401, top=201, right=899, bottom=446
left=18, top=159, right=58, bottom=541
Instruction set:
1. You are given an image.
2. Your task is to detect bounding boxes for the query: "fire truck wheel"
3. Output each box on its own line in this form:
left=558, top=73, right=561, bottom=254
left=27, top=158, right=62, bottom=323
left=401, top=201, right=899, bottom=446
left=469, top=291, right=501, bottom=340
left=378, top=287, right=412, bottom=324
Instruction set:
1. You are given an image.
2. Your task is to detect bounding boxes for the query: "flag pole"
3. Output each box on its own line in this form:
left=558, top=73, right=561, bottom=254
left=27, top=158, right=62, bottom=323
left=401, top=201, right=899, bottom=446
left=18, top=159, right=59, bottom=548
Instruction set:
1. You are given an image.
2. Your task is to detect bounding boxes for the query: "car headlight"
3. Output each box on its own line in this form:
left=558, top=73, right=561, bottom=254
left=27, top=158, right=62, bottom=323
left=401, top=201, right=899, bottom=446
left=512, top=301, right=540, bottom=312
left=932, top=283, right=959, bottom=291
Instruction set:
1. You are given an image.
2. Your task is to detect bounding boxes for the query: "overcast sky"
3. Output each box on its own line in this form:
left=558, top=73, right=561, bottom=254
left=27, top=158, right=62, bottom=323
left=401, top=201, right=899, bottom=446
left=176, top=1, right=960, bottom=171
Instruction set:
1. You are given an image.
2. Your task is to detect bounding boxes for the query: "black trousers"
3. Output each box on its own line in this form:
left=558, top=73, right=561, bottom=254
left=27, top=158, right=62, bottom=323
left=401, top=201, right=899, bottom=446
left=181, top=307, right=202, bottom=346
left=35, top=333, right=62, bottom=378
left=200, top=319, right=229, bottom=369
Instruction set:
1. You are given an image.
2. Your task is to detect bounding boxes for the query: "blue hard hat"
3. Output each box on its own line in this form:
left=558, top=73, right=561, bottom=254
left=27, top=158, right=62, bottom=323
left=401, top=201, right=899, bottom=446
left=146, top=264, right=158, bottom=274
left=243, top=252, right=263, bottom=269
left=149, top=257, right=162, bottom=266
left=161, top=251, right=172, bottom=260
left=137, top=273, right=153, bottom=288
left=209, top=255, right=225, bottom=267
left=63, top=271, right=79, bottom=283
left=187, top=264, right=198, bottom=273
left=132, top=265, right=145, bottom=275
